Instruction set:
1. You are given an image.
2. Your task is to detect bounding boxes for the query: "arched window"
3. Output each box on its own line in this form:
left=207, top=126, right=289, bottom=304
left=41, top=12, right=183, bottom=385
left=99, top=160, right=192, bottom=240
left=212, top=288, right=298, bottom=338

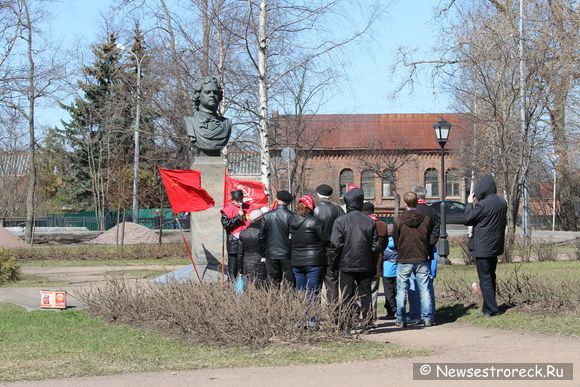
left=424, top=168, right=439, bottom=197
left=446, top=168, right=461, bottom=198
left=361, top=170, right=375, bottom=199
left=339, top=169, right=354, bottom=197
left=382, top=170, right=395, bottom=198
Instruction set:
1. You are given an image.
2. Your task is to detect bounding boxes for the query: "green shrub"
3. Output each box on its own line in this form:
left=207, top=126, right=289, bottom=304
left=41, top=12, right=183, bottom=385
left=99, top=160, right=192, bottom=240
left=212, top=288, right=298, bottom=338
left=0, top=249, right=21, bottom=284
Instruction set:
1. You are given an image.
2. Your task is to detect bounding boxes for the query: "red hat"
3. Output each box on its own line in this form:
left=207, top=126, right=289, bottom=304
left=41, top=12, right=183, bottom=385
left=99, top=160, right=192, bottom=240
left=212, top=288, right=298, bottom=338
left=346, top=184, right=359, bottom=192
left=298, top=194, right=315, bottom=210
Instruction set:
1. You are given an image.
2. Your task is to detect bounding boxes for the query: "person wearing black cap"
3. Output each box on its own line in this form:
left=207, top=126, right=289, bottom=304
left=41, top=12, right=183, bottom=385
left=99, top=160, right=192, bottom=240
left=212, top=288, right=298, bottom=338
left=221, top=189, right=252, bottom=279
left=260, top=190, right=295, bottom=286
left=313, top=183, right=344, bottom=304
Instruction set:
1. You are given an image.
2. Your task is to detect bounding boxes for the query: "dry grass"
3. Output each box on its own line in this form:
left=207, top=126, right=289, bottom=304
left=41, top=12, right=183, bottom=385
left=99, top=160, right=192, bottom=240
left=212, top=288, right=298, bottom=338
left=439, top=263, right=580, bottom=314
left=10, top=243, right=185, bottom=262
left=78, top=278, right=369, bottom=346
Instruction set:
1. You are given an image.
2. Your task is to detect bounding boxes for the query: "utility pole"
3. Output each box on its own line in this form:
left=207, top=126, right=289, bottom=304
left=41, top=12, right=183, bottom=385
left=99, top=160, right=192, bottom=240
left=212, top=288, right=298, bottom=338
left=118, top=44, right=147, bottom=225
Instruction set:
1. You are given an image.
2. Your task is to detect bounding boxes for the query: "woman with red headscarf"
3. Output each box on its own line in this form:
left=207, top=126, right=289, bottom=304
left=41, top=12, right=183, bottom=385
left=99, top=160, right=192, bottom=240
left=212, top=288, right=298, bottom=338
left=289, top=194, right=326, bottom=300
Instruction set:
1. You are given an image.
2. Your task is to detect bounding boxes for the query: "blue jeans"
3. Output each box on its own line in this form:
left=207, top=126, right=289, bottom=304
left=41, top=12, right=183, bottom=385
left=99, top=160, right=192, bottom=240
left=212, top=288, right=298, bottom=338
left=396, top=263, right=432, bottom=321
left=408, top=274, right=436, bottom=321
left=293, top=266, right=325, bottom=299
left=409, top=248, right=438, bottom=321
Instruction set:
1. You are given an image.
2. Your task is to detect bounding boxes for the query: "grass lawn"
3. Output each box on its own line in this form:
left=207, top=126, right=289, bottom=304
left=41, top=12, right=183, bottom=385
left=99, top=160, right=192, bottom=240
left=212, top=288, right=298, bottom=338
left=435, top=261, right=580, bottom=336
left=0, top=273, right=69, bottom=288
left=0, top=303, right=417, bottom=382
left=437, top=260, right=580, bottom=283
left=449, top=306, right=580, bottom=336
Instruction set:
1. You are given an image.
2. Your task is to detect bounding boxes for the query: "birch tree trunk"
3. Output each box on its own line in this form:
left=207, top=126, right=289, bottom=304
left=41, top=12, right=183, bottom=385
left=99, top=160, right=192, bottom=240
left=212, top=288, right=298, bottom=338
left=24, top=0, right=36, bottom=245
left=257, top=0, right=271, bottom=196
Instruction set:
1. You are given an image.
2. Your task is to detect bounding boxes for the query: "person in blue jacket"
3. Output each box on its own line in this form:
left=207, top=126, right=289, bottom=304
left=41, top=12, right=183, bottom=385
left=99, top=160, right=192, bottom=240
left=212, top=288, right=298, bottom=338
left=382, top=236, right=398, bottom=319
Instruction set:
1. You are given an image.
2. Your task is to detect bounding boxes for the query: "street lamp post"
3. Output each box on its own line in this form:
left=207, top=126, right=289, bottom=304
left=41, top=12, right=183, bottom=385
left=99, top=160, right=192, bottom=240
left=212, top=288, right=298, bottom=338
left=433, top=118, right=452, bottom=261
left=118, top=44, right=147, bottom=225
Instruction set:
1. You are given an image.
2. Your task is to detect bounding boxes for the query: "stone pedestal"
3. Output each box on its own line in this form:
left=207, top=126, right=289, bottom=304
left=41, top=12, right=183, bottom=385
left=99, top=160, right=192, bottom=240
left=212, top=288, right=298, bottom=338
left=190, top=156, right=225, bottom=268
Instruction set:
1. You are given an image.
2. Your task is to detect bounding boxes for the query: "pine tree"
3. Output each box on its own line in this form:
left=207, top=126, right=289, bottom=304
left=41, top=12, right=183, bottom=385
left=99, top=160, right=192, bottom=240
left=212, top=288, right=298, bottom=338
left=59, top=32, right=133, bottom=229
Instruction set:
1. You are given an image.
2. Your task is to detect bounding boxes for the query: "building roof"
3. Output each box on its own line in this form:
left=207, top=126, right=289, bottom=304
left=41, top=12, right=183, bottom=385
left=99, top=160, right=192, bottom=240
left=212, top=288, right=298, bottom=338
left=271, top=113, right=471, bottom=151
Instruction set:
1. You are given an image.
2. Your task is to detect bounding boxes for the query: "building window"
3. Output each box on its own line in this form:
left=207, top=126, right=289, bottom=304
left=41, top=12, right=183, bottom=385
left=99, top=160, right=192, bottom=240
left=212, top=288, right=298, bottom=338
left=361, top=170, right=375, bottom=199
left=382, top=170, right=394, bottom=198
left=339, top=169, right=354, bottom=197
left=425, top=168, right=439, bottom=197
left=446, top=168, right=460, bottom=197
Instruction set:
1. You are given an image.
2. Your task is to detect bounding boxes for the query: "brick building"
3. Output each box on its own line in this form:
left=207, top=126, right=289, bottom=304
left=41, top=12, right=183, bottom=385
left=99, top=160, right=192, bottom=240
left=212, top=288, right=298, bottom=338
left=269, top=113, right=472, bottom=216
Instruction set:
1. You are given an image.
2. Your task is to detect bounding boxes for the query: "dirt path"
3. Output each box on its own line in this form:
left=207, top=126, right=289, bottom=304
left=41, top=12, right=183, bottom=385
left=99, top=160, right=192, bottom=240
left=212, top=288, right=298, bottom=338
left=3, top=321, right=578, bottom=387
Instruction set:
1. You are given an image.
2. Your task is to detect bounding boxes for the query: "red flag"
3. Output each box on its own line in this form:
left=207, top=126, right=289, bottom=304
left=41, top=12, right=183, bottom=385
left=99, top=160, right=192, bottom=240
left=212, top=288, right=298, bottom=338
left=270, top=198, right=278, bottom=210
left=224, top=175, right=269, bottom=208
left=158, top=167, right=215, bottom=213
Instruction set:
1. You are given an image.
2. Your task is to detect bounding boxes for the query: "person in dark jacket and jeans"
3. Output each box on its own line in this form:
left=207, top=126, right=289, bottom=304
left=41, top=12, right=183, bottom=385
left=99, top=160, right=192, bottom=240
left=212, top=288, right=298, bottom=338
left=393, top=191, right=434, bottom=327
left=260, top=190, right=294, bottom=286
left=330, top=188, right=379, bottom=331
left=408, top=184, right=441, bottom=322
left=464, top=175, right=507, bottom=317
left=290, top=194, right=326, bottom=299
left=313, top=184, right=344, bottom=304
left=238, top=209, right=267, bottom=287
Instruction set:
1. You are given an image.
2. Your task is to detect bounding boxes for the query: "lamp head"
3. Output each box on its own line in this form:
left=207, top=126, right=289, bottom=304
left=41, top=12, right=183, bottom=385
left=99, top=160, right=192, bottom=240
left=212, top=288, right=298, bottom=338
left=433, top=118, right=452, bottom=146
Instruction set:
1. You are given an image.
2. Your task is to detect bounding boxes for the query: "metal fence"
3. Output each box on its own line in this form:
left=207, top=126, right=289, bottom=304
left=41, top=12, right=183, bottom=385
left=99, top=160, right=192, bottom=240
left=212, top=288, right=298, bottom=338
left=0, top=212, right=190, bottom=231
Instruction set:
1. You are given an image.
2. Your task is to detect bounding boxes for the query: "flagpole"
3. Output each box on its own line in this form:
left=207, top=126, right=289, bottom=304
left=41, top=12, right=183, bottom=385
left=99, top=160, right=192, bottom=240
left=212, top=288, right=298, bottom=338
left=223, top=168, right=227, bottom=287
left=221, top=230, right=226, bottom=288
left=176, top=216, right=202, bottom=283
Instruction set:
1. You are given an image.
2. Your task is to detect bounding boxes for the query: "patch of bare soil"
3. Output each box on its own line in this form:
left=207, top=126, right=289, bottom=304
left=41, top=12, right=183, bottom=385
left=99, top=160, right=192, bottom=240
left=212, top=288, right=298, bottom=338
left=87, top=222, right=159, bottom=245
left=0, top=225, right=28, bottom=249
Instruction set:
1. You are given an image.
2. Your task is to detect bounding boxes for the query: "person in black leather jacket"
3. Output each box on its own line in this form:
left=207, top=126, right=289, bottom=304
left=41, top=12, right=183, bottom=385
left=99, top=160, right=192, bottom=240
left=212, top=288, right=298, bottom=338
left=220, top=189, right=252, bottom=279
left=238, top=209, right=267, bottom=287
left=330, top=188, right=379, bottom=331
left=290, top=194, right=326, bottom=298
left=314, top=184, right=344, bottom=304
left=260, top=190, right=294, bottom=286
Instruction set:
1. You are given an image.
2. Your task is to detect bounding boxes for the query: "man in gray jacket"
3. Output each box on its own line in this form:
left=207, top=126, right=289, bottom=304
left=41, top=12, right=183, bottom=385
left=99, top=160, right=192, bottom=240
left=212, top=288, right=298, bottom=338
left=464, top=175, right=507, bottom=317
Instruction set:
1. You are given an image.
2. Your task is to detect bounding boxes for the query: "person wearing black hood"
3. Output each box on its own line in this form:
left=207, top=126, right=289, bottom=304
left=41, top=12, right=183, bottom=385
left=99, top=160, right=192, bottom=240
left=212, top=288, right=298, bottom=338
left=330, top=188, right=379, bottom=332
left=393, top=191, right=434, bottom=327
left=464, top=175, right=507, bottom=317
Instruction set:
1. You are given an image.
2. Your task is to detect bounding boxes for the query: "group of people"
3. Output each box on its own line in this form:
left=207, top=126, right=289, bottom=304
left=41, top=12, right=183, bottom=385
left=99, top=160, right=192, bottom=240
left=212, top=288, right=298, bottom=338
left=220, top=174, right=507, bottom=330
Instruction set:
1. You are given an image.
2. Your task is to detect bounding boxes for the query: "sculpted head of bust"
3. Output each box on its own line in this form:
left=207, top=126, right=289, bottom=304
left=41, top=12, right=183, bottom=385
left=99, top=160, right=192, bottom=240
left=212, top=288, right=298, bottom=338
left=185, top=76, right=232, bottom=157
left=194, top=77, right=223, bottom=113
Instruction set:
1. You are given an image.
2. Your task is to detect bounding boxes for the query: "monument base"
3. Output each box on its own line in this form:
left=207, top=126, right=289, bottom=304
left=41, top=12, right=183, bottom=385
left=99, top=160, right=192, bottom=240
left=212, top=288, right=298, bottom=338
left=190, top=156, right=225, bottom=272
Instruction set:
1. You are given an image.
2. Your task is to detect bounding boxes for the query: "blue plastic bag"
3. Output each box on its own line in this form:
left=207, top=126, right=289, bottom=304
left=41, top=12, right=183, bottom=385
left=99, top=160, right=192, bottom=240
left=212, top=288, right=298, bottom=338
left=234, top=275, right=245, bottom=295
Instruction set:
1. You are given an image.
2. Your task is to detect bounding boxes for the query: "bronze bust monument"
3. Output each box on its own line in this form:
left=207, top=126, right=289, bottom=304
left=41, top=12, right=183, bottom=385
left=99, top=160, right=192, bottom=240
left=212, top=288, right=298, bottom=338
left=185, top=76, right=232, bottom=156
